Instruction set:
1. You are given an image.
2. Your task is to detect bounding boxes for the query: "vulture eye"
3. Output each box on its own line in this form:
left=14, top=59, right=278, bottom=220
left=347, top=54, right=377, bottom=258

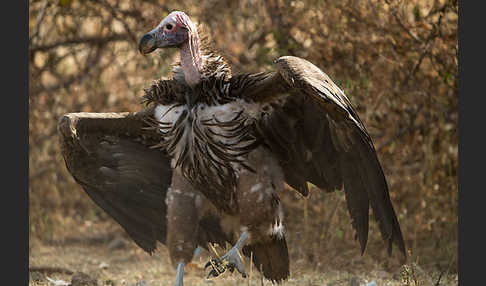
left=165, top=24, right=173, bottom=30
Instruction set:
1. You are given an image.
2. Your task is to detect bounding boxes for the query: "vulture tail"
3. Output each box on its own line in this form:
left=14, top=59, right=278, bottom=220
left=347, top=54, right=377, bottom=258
left=242, top=235, right=290, bottom=283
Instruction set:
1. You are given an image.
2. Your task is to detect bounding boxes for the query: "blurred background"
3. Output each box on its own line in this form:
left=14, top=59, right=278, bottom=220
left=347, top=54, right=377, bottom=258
left=29, top=0, right=457, bottom=284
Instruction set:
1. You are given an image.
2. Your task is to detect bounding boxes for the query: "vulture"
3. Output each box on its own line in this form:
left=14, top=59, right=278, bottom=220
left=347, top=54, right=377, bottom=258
left=58, top=11, right=406, bottom=286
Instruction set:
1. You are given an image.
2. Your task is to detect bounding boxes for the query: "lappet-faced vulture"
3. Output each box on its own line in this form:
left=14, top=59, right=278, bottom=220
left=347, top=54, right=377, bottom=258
left=59, top=10, right=406, bottom=286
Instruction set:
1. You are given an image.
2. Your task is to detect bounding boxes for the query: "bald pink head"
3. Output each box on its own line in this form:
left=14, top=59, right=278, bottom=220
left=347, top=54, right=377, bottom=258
left=138, top=11, right=202, bottom=86
left=139, top=11, right=191, bottom=53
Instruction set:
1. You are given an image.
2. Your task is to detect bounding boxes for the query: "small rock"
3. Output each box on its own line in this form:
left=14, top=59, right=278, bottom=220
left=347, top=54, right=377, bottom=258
left=363, top=281, right=377, bottom=286
left=46, top=277, right=70, bottom=286
left=71, top=271, right=98, bottom=286
left=99, top=262, right=109, bottom=269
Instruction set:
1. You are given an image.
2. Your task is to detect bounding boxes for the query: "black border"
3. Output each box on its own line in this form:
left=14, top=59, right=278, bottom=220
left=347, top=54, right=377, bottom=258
left=458, top=1, right=482, bottom=285
left=6, top=0, right=29, bottom=285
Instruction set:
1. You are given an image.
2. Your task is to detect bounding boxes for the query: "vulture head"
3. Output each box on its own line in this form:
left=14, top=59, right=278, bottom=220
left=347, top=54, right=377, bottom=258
left=139, top=11, right=194, bottom=53
left=139, top=11, right=203, bottom=86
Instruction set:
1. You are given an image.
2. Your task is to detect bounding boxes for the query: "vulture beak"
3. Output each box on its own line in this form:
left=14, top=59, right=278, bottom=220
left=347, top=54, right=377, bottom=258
left=138, top=32, right=157, bottom=55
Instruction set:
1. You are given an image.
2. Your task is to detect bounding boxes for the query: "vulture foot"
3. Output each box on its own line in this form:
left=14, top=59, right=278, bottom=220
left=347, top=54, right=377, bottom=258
left=205, top=232, right=248, bottom=279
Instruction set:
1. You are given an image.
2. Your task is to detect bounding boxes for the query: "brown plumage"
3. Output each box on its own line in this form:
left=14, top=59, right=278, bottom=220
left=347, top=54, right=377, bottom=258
left=59, top=10, right=405, bottom=285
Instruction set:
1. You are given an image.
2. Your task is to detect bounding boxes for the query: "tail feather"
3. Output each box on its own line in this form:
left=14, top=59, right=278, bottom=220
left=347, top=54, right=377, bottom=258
left=242, top=235, right=290, bottom=283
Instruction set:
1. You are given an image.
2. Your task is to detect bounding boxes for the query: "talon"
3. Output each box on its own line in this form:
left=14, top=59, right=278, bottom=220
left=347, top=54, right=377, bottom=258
left=205, top=249, right=247, bottom=279
left=204, top=261, right=212, bottom=270
left=205, top=258, right=227, bottom=279
left=205, top=232, right=249, bottom=279
left=206, top=269, right=219, bottom=279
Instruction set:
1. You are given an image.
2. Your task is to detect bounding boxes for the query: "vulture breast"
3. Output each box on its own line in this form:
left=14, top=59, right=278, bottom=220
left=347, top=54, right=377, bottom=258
left=154, top=100, right=262, bottom=212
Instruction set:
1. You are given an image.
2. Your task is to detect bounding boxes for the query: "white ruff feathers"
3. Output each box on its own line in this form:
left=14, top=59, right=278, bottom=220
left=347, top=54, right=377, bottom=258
left=154, top=101, right=261, bottom=169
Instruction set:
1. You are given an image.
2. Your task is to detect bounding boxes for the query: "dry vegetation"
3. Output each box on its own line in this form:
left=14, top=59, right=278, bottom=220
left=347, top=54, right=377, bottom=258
left=29, top=0, right=458, bottom=285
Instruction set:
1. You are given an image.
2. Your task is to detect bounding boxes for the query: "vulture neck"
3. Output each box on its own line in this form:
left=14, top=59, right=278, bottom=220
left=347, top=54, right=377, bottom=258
left=180, top=33, right=203, bottom=87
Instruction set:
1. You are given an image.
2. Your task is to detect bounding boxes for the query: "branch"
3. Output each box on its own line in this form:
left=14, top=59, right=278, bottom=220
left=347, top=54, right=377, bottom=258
left=97, top=0, right=139, bottom=45
left=377, top=123, right=426, bottom=153
left=30, top=43, right=106, bottom=95
left=29, top=0, right=51, bottom=44
left=29, top=33, right=131, bottom=53
left=401, top=40, right=432, bottom=86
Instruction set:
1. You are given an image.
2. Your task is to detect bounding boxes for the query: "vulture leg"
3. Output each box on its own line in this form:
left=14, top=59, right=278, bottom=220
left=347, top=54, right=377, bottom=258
left=174, top=262, right=185, bottom=286
left=166, top=172, right=200, bottom=285
left=205, top=147, right=290, bottom=282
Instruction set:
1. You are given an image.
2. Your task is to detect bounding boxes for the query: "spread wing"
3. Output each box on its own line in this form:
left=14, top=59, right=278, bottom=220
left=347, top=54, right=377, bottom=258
left=237, top=56, right=406, bottom=257
left=57, top=109, right=172, bottom=253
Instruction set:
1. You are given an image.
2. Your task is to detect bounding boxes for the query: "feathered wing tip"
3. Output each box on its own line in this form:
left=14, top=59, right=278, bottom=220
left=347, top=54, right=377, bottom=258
left=242, top=235, right=290, bottom=284
left=387, top=213, right=406, bottom=258
left=362, top=143, right=406, bottom=258
left=340, top=126, right=407, bottom=258
left=81, top=186, right=163, bottom=254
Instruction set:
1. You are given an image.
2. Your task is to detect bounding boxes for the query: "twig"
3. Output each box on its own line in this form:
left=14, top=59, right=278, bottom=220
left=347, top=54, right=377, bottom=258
left=31, top=45, right=108, bottom=95
left=392, top=13, right=422, bottom=43
left=97, top=0, right=139, bottom=45
left=249, top=251, right=253, bottom=286
left=319, top=194, right=342, bottom=250
left=402, top=41, right=432, bottom=86
left=377, top=103, right=425, bottom=152
left=208, top=243, right=222, bottom=259
left=30, top=0, right=51, bottom=44
left=435, top=254, right=456, bottom=286
left=377, top=123, right=426, bottom=152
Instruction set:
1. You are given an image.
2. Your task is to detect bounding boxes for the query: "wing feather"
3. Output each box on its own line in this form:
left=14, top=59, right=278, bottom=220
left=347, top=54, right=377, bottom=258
left=243, top=56, right=406, bottom=257
left=58, top=110, right=172, bottom=253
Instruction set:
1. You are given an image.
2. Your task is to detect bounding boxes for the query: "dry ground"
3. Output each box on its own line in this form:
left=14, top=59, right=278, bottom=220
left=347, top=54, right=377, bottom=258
left=29, top=220, right=457, bottom=286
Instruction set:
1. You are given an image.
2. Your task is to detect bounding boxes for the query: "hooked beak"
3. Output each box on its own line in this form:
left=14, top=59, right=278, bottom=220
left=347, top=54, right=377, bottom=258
left=138, top=32, right=157, bottom=55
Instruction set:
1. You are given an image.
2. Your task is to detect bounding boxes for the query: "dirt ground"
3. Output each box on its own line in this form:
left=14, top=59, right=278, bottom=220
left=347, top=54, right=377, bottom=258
left=29, top=220, right=457, bottom=286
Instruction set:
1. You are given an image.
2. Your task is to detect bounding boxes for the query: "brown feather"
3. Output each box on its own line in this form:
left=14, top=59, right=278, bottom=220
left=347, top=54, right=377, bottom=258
left=242, top=235, right=290, bottom=283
